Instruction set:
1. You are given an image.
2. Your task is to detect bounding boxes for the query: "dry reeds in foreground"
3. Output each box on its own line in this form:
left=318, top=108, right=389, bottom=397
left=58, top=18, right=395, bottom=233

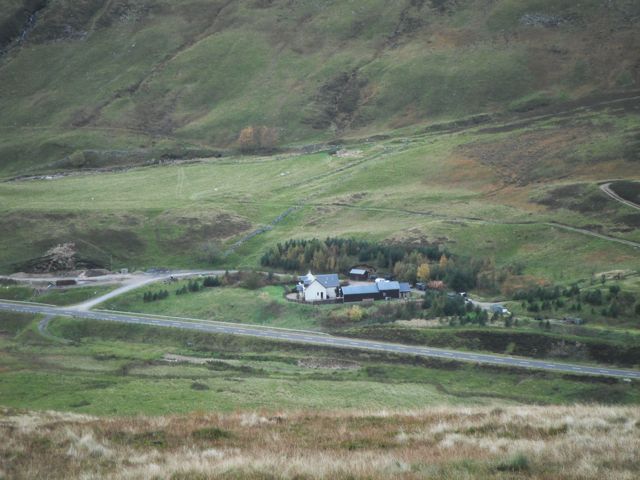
left=1, top=405, right=639, bottom=479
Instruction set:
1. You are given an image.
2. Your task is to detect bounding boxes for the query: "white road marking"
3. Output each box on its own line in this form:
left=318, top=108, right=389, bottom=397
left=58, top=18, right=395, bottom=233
left=2, top=301, right=639, bottom=380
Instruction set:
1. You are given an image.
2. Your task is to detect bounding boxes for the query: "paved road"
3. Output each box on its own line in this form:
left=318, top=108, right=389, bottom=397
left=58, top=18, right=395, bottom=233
left=1, top=301, right=638, bottom=380
left=600, top=182, right=640, bottom=212
left=0, top=270, right=235, bottom=311
left=70, top=270, right=232, bottom=311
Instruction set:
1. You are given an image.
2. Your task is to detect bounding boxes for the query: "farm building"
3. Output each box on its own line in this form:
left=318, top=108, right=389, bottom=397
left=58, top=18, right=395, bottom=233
left=377, top=279, right=400, bottom=299
left=298, top=271, right=340, bottom=302
left=399, top=282, right=411, bottom=298
left=343, top=279, right=401, bottom=302
left=349, top=268, right=369, bottom=281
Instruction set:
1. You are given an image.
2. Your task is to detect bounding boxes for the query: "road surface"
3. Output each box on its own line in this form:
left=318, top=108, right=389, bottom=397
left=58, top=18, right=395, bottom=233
left=1, top=300, right=638, bottom=380
left=545, top=222, right=640, bottom=249
left=70, top=270, right=231, bottom=310
left=600, top=182, right=640, bottom=212
left=1, top=270, right=235, bottom=311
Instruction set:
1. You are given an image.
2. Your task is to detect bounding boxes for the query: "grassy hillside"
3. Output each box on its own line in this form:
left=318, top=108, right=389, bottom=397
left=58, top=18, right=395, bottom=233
left=0, top=0, right=638, bottom=175
left=1, top=102, right=638, bottom=285
left=0, top=0, right=638, bottom=311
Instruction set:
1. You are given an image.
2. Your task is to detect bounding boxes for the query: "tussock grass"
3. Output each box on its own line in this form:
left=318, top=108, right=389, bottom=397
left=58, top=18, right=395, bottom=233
left=1, top=405, right=639, bottom=479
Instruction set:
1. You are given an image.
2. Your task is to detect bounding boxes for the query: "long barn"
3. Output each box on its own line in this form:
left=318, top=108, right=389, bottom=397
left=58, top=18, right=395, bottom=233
left=342, top=280, right=400, bottom=302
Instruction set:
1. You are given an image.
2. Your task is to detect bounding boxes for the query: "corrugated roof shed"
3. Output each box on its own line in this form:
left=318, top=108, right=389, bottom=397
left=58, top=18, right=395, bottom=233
left=349, top=268, right=367, bottom=275
left=377, top=280, right=400, bottom=291
left=342, top=284, right=380, bottom=296
left=399, top=282, right=411, bottom=293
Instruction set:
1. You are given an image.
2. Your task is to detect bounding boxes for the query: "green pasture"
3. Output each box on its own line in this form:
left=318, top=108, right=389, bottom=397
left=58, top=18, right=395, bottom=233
left=0, top=284, right=116, bottom=306
left=1, top=312, right=638, bottom=415
left=103, top=283, right=328, bottom=330
left=1, top=113, right=638, bottom=282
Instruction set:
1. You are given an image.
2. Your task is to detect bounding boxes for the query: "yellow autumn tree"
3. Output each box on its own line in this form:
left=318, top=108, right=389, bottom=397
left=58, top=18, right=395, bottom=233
left=238, top=126, right=279, bottom=153
left=439, top=254, right=449, bottom=270
left=417, top=263, right=430, bottom=282
left=237, top=126, right=258, bottom=152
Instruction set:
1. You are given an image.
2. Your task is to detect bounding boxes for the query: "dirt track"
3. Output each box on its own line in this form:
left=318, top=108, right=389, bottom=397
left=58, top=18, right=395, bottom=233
left=600, top=182, right=640, bottom=212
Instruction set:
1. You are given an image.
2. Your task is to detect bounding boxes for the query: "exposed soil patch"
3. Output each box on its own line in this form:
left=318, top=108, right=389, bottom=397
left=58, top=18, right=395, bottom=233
left=304, top=70, right=368, bottom=131
left=163, top=353, right=212, bottom=365
left=458, top=127, right=592, bottom=186
left=535, top=183, right=611, bottom=213
left=155, top=211, right=251, bottom=249
left=17, top=241, right=114, bottom=273
left=297, top=358, right=360, bottom=370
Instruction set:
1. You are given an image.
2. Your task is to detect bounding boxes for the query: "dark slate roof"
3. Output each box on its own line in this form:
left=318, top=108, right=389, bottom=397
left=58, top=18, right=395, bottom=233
left=377, top=280, right=400, bottom=291
left=343, top=284, right=380, bottom=296
left=399, top=282, right=411, bottom=293
left=314, top=274, right=340, bottom=288
left=349, top=268, right=367, bottom=275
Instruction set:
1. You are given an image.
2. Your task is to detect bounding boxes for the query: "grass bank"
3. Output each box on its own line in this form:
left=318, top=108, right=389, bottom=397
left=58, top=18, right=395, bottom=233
left=1, top=405, right=638, bottom=479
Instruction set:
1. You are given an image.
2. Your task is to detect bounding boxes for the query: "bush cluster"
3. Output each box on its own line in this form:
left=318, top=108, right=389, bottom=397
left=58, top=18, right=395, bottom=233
left=514, top=282, right=638, bottom=320
left=143, top=290, right=169, bottom=302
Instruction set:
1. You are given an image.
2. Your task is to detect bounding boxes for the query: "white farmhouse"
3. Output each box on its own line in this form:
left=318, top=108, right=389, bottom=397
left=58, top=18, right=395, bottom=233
left=298, top=271, right=340, bottom=302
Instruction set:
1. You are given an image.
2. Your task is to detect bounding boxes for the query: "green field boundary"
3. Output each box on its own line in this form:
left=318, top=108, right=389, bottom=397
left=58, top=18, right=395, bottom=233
left=0, top=298, right=57, bottom=307
left=91, top=308, right=330, bottom=336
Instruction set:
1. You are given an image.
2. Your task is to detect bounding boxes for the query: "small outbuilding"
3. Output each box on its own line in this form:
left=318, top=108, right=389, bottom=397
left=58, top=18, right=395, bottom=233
left=399, top=282, right=412, bottom=298
left=349, top=268, right=369, bottom=281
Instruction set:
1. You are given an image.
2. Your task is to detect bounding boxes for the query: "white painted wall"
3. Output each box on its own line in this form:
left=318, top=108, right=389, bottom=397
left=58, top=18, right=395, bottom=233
left=304, top=280, right=333, bottom=301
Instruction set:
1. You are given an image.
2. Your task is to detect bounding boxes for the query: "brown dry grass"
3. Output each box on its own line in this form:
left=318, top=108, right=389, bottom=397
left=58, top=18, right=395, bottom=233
left=1, top=405, right=639, bottom=479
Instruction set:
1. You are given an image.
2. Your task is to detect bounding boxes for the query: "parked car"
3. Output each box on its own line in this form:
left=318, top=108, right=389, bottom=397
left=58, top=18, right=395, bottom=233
left=490, top=304, right=510, bottom=315
left=415, top=282, right=426, bottom=291
left=563, top=317, right=584, bottom=325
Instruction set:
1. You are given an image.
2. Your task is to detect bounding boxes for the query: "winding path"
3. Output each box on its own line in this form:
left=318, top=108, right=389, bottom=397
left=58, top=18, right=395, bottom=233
left=600, top=182, right=640, bottom=212
left=544, top=222, right=640, bottom=249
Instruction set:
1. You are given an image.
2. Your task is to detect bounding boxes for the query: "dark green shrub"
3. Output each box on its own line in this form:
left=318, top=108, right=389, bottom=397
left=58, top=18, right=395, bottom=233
left=192, top=427, right=231, bottom=441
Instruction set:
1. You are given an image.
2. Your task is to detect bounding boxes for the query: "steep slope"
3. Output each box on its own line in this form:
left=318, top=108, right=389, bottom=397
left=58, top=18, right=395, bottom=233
left=0, top=0, right=638, bottom=175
